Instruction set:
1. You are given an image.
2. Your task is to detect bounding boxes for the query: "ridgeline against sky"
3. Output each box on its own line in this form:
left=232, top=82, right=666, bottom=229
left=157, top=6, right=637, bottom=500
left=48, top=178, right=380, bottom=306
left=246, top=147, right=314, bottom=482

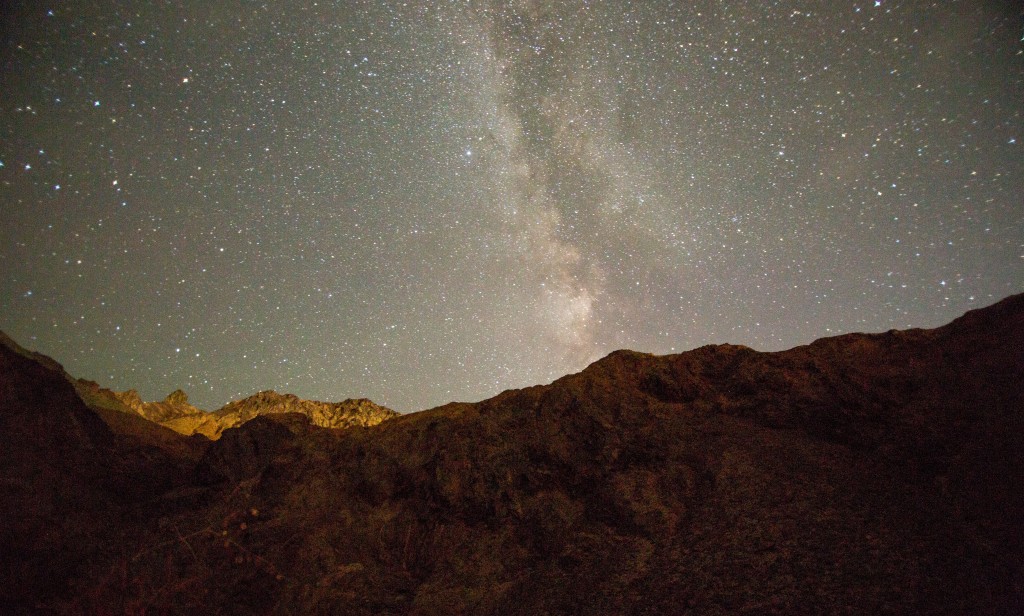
left=1, top=1, right=1021, bottom=411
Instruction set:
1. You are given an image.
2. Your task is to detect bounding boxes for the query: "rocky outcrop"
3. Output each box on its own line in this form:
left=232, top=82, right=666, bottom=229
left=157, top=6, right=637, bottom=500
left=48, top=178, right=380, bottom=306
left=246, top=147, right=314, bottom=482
left=114, top=388, right=205, bottom=423
left=197, top=413, right=315, bottom=484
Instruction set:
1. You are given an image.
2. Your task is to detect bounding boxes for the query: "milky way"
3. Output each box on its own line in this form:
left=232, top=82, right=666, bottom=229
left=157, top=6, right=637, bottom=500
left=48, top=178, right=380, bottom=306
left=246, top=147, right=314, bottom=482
left=1, top=1, right=1022, bottom=412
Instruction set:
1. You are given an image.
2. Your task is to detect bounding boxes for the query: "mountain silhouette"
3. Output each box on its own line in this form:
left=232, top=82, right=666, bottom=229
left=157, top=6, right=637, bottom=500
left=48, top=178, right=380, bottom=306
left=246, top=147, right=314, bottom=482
left=1, top=295, right=1021, bottom=614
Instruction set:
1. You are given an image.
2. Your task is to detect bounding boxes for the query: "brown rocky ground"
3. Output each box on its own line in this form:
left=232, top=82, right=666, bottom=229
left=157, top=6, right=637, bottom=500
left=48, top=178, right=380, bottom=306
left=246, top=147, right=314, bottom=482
left=1, top=295, right=1022, bottom=614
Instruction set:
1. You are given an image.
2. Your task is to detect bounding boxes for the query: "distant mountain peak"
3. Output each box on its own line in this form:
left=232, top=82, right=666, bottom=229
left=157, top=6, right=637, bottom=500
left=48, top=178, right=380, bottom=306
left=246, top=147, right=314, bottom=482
left=164, top=389, right=190, bottom=405
left=211, top=390, right=397, bottom=437
left=102, top=386, right=398, bottom=440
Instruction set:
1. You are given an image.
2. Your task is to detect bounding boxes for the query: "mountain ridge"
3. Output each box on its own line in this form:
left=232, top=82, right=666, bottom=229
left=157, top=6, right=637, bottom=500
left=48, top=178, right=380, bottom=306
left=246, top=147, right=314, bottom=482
left=1, top=294, right=1022, bottom=614
left=0, top=332, right=398, bottom=442
left=111, top=387, right=399, bottom=439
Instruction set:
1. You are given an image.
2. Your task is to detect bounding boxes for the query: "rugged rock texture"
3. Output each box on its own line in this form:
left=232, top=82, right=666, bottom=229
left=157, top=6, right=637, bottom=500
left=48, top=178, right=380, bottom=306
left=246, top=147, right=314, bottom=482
left=114, top=387, right=205, bottom=424
left=79, top=381, right=208, bottom=468
left=2, top=294, right=1023, bottom=614
left=111, top=387, right=397, bottom=440
left=212, top=391, right=398, bottom=433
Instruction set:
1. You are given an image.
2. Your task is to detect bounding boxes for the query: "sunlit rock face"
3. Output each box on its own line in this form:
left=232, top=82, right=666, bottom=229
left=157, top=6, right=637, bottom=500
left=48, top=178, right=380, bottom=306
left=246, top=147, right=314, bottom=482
left=109, top=387, right=398, bottom=440
left=1, top=294, right=1023, bottom=614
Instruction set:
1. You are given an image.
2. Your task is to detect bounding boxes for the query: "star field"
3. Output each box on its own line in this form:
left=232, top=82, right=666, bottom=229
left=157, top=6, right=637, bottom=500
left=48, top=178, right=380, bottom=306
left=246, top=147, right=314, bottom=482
left=2, top=1, right=1022, bottom=412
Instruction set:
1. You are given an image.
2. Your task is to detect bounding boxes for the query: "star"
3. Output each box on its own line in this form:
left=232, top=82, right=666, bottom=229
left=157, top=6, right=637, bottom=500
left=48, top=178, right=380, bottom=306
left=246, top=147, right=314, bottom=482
left=0, top=0, right=1019, bottom=412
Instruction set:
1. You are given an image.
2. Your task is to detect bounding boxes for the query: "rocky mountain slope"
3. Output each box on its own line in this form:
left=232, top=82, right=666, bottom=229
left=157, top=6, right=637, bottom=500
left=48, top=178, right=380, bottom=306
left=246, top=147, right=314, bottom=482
left=0, top=331, right=201, bottom=611
left=110, top=387, right=204, bottom=423
left=1, top=295, right=1022, bottom=614
left=159, top=389, right=398, bottom=439
left=104, top=386, right=397, bottom=440
left=82, top=381, right=398, bottom=440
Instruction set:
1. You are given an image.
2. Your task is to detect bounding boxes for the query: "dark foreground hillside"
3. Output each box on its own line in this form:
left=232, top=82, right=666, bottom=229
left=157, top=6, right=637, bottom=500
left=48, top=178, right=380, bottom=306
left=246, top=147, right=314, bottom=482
left=1, top=295, right=1023, bottom=614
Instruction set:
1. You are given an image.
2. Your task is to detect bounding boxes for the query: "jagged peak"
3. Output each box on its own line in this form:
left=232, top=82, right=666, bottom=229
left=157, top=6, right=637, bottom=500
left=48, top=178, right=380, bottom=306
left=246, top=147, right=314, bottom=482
left=117, top=389, right=143, bottom=407
left=164, top=389, right=190, bottom=405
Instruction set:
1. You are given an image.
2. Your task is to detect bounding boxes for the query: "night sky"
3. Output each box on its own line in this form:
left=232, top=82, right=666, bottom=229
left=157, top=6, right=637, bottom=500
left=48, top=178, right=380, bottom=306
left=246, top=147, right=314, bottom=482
left=2, top=1, right=1022, bottom=413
